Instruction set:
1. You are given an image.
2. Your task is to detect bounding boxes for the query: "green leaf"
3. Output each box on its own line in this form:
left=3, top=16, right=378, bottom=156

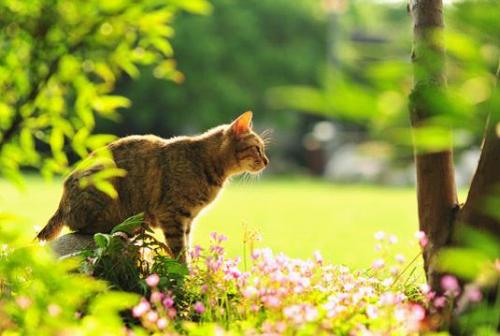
left=92, top=95, right=131, bottom=115
left=59, top=55, right=81, bottom=81
left=166, top=260, right=189, bottom=277
left=95, top=180, right=118, bottom=199
left=436, top=247, right=492, bottom=280
left=90, top=167, right=127, bottom=181
left=151, top=38, right=173, bottom=56
left=116, top=57, right=139, bottom=78
left=49, top=128, right=65, bottom=155
left=94, top=62, right=115, bottom=85
left=72, top=128, right=90, bottom=158
left=94, top=233, right=111, bottom=248
left=98, top=0, right=128, bottom=13
left=90, top=291, right=139, bottom=314
left=454, top=225, right=500, bottom=259
left=76, top=106, right=95, bottom=129
left=86, top=134, right=117, bottom=150
left=111, top=213, right=144, bottom=235
left=174, top=0, right=212, bottom=15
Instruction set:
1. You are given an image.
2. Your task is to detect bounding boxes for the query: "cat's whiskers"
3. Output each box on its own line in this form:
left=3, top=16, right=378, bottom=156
left=260, top=129, right=274, bottom=146
left=242, top=172, right=252, bottom=183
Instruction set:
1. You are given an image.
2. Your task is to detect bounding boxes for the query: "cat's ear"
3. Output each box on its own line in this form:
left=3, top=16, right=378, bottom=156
left=230, top=111, right=253, bottom=137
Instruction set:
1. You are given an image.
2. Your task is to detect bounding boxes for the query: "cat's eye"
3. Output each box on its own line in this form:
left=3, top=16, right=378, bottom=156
left=255, top=146, right=262, bottom=155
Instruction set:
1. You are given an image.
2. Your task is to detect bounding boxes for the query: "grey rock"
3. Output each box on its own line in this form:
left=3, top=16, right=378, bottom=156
left=49, top=233, right=96, bottom=258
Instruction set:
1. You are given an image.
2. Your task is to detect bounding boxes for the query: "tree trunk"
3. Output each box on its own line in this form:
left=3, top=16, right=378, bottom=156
left=458, top=68, right=500, bottom=236
left=409, top=0, right=458, bottom=290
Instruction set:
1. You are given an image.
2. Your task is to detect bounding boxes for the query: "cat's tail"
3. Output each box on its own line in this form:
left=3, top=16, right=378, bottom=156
left=36, top=208, right=64, bottom=241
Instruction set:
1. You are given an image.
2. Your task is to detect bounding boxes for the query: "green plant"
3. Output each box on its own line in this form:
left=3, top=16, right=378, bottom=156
left=0, top=0, right=210, bottom=192
left=79, top=213, right=188, bottom=296
left=0, top=215, right=139, bottom=334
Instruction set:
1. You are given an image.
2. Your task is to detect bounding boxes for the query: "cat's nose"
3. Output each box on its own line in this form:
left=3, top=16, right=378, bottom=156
left=263, top=156, right=269, bottom=166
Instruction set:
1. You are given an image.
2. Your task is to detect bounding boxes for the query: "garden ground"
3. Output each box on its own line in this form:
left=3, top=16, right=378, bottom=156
left=1, top=176, right=424, bottom=269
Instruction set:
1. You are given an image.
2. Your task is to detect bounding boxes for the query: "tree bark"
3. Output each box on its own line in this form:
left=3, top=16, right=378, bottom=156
left=409, top=0, right=458, bottom=290
left=458, top=72, right=500, bottom=236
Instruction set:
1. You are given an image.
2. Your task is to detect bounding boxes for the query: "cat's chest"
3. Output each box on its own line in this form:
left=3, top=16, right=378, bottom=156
left=167, top=174, right=221, bottom=204
left=190, top=186, right=224, bottom=218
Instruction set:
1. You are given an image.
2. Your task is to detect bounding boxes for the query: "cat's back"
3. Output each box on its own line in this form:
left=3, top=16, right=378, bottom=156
left=109, top=134, right=167, bottom=159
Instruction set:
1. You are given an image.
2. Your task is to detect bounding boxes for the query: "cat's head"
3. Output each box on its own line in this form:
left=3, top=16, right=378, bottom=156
left=223, top=111, right=269, bottom=175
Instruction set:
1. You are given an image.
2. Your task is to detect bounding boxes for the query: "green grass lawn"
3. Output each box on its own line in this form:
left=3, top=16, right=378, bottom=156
left=1, top=176, right=421, bottom=269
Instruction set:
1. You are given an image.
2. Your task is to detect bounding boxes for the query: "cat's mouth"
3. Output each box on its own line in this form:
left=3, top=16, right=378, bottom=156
left=249, top=161, right=268, bottom=173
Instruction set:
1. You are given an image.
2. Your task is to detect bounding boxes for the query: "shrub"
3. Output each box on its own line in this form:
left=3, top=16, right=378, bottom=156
left=0, top=216, right=138, bottom=334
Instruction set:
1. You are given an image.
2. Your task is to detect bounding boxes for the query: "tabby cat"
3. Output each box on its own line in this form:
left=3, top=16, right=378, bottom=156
left=36, top=111, right=268, bottom=262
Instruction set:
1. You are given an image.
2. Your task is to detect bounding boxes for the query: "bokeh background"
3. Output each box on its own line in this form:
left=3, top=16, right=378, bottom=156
left=2, top=0, right=497, bottom=269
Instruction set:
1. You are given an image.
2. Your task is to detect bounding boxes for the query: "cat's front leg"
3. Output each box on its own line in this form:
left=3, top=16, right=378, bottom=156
left=157, top=211, right=192, bottom=263
left=164, top=229, right=188, bottom=264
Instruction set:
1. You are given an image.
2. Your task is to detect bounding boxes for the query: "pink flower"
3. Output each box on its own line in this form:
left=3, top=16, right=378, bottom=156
left=145, top=274, right=160, bottom=287
left=419, top=283, right=430, bottom=294
left=371, top=258, right=385, bottom=270
left=313, top=250, right=323, bottom=264
left=366, top=305, right=378, bottom=319
left=283, top=305, right=301, bottom=320
left=343, top=283, right=354, bottom=291
left=47, top=304, right=61, bottom=317
left=410, top=304, right=425, bottom=321
left=395, top=254, right=405, bottom=264
left=433, top=296, right=447, bottom=308
left=132, top=300, right=150, bottom=317
left=157, top=317, right=168, bottom=330
left=190, top=245, right=202, bottom=259
left=441, top=275, right=460, bottom=296
left=304, top=306, right=319, bottom=322
left=378, top=293, right=396, bottom=305
left=229, top=268, right=241, bottom=279
left=464, top=285, right=482, bottom=303
left=162, top=297, right=174, bottom=308
left=415, top=231, right=428, bottom=248
left=394, top=307, right=406, bottom=321
left=382, top=277, right=393, bottom=287
left=243, top=286, right=258, bottom=298
left=275, top=321, right=287, bottom=333
left=251, top=250, right=261, bottom=260
left=265, top=296, right=281, bottom=308
left=16, top=296, right=31, bottom=309
left=150, top=291, right=163, bottom=303
left=146, top=311, right=158, bottom=323
left=299, top=277, right=311, bottom=288
left=193, top=301, right=205, bottom=314
left=374, top=231, right=385, bottom=241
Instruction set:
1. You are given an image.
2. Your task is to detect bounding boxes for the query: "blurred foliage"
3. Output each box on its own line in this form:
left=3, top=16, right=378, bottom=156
left=0, top=0, right=210, bottom=189
left=437, top=226, right=499, bottom=284
left=268, top=0, right=500, bottom=154
left=106, top=0, right=326, bottom=135
left=0, top=215, right=139, bottom=334
left=436, top=225, right=499, bottom=334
